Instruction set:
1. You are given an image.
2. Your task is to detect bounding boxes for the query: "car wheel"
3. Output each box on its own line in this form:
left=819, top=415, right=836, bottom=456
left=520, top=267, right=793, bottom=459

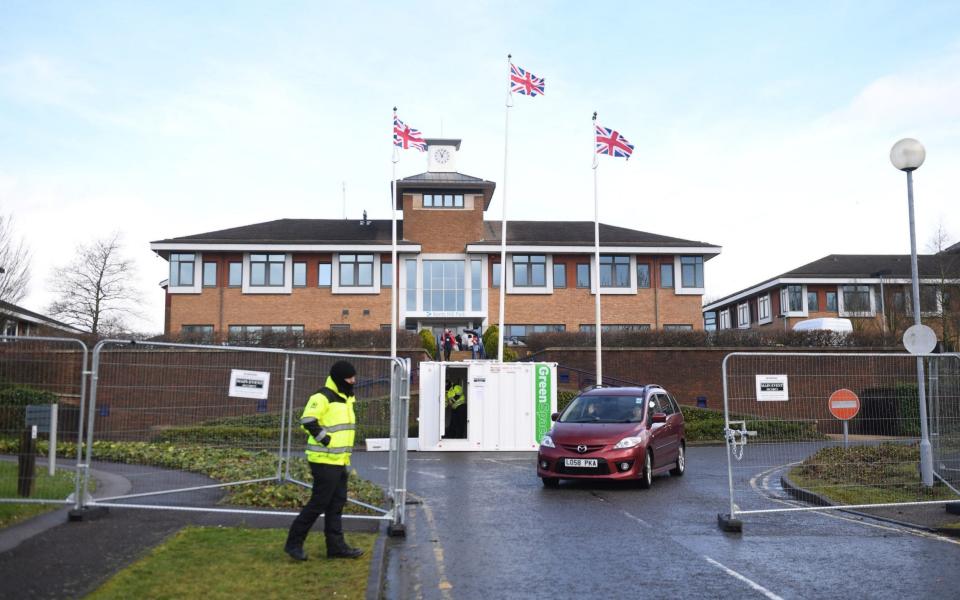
left=670, top=443, right=685, bottom=477
left=541, top=477, right=559, bottom=488
left=638, top=449, right=653, bottom=489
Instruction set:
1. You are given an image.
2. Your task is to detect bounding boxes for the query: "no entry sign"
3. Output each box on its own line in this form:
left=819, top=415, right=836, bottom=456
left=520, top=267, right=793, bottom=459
left=828, top=388, right=860, bottom=421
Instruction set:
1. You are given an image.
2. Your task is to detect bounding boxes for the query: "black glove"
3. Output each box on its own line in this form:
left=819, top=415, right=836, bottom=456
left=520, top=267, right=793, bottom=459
left=320, top=434, right=332, bottom=446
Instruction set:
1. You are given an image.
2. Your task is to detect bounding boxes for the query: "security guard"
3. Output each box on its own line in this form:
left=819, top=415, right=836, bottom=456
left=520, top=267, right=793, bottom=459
left=445, top=380, right=467, bottom=438
left=445, top=381, right=465, bottom=410
left=285, top=361, right=364, bottom=561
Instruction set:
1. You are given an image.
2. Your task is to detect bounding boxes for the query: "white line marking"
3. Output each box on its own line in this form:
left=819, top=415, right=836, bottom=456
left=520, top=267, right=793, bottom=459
left=704, top=556, right=785, bottom=600
left=749, top=463, right=960, bottom=547
left=411, top=470, right=446, bottom=479
left=621, top=510, right=650, bottom=528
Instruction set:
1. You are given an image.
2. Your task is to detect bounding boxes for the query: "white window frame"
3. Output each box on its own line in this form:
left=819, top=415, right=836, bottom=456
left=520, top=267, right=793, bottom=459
left=838, top=284, right=876, bottom=317
left=331, top=253, right=380, bottom=295
left=242, top=253, right=293, bottom=294
left=507, top=254, right=552, bottom=294
left=757, top=293, right=772, bottom=324
left=737, top=302, right=751, bottom=329
left=674, top=255, right=705, bottom=295
left=589, top=254, right=638, bottom=295
left=779, top=284, right=808, bottom=317
left=718, top=308, right=731, bottom=330
left=919, top=285, right=944, bottom=316
left=168, top=252, right=203, bottom=294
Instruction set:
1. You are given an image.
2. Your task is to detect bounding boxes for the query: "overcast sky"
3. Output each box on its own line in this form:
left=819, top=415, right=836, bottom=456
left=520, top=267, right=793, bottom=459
left=2, top=1, right=959, bottom=332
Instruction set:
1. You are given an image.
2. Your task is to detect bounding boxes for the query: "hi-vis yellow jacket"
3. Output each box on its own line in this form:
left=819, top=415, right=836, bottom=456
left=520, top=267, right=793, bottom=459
left=300, top=376, right=357, bottom=466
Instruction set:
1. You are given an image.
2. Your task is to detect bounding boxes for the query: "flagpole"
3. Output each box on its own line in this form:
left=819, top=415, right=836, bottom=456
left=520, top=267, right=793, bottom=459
left=391, top=107, right=399, bottom=360
left=497, top=53, right=513, bottom=363
left=592, top=112, right=602, bottom=387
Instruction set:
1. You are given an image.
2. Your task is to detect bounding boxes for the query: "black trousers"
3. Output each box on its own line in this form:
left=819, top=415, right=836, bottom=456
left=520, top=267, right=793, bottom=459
left=286, top=462, right=349, bottom=548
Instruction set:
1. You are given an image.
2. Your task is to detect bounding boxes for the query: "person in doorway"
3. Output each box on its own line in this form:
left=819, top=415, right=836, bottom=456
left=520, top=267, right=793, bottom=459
left=445, top=379, right=467, bottom=437
left=284, top=361, right=364, bottom=561
left=468, top=334, right=480, bottom=359
left=442, top=329, right=455, bottom=361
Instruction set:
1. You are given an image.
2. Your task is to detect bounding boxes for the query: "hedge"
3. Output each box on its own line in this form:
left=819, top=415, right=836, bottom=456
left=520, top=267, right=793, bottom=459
left=523, top=329, right=901, bottom=352
left=0, top=438, right=383, bottom=513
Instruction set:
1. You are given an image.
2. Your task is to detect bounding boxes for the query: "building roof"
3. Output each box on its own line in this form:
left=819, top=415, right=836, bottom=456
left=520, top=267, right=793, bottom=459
left=152, top=218, right=719, bottom=255
left=944, top=240, right=960, bottom=254
left=0, top=300, right=85, bottom=333
left=703, top=253, right=960, bottom=311
left=475, top=221, right=720, bottom=251
left=394, top=171, right=497, bottom=209
left=152, top=218, right=418, bottom=247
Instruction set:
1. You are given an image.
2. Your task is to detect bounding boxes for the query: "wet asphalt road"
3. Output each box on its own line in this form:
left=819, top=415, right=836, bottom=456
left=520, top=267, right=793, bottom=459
left=350, top=446, right=960, bottom=600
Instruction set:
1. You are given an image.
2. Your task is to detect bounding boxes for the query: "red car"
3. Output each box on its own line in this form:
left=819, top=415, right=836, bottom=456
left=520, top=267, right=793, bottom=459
left=537, top=386, right=686, bottom=488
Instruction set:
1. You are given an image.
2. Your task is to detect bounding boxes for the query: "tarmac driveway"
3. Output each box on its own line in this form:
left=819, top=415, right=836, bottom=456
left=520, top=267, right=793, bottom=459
left=350, top=446, right=960, bottom=600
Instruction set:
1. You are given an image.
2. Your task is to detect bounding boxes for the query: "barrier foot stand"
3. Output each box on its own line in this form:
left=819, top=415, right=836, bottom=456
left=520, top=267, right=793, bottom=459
left=946, top=502, right=960, bottom=516
left=717, top=513, right=742, bottom=533
left=69, top=506, right=109, bottom=522
left=387, top=523, right=407, bottom=537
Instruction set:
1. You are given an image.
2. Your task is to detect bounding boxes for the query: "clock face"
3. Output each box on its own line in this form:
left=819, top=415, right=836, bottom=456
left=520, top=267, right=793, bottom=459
left=434, top=148, right=451, bottom=164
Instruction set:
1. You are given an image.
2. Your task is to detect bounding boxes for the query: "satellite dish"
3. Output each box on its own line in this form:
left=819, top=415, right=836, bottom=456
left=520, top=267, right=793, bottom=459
left=903, top=324, right=937, bottom=355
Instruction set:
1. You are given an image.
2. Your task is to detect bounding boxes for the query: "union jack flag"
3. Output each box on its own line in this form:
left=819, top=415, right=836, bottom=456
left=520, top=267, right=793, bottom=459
left=393, top=115, right=427, bottom=151
left=510, top=63, right=545, bottom=97
left=595, top=124, right=634, bottom=159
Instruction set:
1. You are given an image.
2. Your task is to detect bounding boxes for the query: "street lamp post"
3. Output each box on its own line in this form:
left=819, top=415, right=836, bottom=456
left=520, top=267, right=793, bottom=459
left=890, top=137, right=934, bottom=487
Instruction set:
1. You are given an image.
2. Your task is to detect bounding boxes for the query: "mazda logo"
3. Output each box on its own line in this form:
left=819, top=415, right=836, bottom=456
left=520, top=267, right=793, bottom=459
left=577, top=444, right=588, bottom=454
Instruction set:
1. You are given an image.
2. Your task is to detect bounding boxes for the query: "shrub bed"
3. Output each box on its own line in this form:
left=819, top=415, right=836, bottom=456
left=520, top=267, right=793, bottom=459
left=788, top=443, right=957, bottom=505
left=0, top=438, right=383, bottom=513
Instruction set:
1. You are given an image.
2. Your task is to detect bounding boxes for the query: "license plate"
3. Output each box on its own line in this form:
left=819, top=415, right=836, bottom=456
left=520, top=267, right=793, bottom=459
left=564, top=458, right=598, bottom=468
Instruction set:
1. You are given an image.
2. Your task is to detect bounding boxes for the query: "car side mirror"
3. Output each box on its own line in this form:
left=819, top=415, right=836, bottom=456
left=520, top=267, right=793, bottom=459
left=551, top=412, right=559, bottom=421
left=651, top=412, right=667, bottom=424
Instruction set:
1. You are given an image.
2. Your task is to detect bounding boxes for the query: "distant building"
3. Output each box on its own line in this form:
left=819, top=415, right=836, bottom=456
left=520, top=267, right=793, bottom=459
left=0, top=300, right=85, bottom=336
left=151, top=138, right=721, bottom=342
left=702, top=251, right=960, bottom=340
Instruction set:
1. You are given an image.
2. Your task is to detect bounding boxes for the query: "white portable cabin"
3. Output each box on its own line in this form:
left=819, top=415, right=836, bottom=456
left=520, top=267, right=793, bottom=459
left=417, top=361, right=558, bottom=451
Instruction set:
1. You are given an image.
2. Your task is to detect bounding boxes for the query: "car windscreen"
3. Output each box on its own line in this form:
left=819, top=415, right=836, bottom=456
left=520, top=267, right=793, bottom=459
left=558, top=395, right=646, bottom=423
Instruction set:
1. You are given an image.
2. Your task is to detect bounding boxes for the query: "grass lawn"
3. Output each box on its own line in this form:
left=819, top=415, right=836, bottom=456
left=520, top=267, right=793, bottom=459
left=788, top=443, right=960, bottom=505
left=0, top=461, right=76, bottom=528
left=88, top=527, right=377, bottom=600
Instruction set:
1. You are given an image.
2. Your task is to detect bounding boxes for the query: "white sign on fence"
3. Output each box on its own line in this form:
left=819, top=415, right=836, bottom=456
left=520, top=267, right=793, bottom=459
left=228, top=369, right=271, bottom=399
left=755, top=374, right=789, bottom=401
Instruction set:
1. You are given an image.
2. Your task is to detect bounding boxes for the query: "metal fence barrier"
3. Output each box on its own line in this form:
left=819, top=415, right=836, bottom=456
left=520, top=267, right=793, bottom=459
left=0, top=336, right=410, bottom=532
left=720, top=352, right=960, bottom=530
left=0, top=336, right=89, bottom=510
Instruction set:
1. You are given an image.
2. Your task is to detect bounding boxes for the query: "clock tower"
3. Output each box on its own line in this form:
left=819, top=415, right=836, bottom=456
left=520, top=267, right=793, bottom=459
left=425, top=138, right=461, bottom=173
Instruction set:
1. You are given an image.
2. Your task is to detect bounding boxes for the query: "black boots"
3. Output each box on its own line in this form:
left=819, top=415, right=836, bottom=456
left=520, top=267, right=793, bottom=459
left=284, top=545, right=308, bottom=561
left=327, top=535, right=364, bottom=559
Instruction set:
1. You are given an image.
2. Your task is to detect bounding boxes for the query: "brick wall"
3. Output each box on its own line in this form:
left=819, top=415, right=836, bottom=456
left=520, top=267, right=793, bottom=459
left=400, top=193, right=485, bottom=253
left=488, top=254, right=704, bottom=331
left=532, top=347, right=916, bottom=429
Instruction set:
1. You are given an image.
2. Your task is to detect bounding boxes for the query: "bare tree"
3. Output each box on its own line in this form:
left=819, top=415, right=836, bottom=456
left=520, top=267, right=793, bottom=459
left=47, top=233, right=142, bottom=335
left=0, top=212, right=31, bottom=307
left=926, top=223, right=959, bottom=350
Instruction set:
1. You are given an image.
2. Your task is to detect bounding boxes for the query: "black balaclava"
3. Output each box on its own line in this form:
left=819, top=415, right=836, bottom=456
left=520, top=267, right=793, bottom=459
left=330, top=361, right=357, bottom=397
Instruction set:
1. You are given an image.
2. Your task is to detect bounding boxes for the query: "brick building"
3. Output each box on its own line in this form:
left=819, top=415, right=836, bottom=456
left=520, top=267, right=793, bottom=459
left=1, top=300, right=84, bottom=337
left=150, top=139, right=721, bottom=342
left=702, top=249, right=960, bottom=341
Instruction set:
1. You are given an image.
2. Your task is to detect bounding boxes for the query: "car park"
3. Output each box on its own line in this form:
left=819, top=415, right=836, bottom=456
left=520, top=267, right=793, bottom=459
left=537, top=385, right=685, bottom=488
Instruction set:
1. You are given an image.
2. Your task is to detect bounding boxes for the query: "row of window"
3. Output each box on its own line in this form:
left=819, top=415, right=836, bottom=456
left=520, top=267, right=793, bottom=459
left=496, top=257, right=696, bottom=289
left=712, top=284, right=948, bottom=329
left=170, top=253, right=393, bottom=289
left=422, top=194, right=465, bottom=208
left=170, top=253, right=705, bottom=294
left=182, top=323, right=694, bottom=343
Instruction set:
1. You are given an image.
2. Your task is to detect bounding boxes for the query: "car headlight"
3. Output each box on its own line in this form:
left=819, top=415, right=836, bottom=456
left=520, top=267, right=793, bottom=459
left=540, top=435, right=555, bottom=448
left=613, top=436, right=642, bottom=449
